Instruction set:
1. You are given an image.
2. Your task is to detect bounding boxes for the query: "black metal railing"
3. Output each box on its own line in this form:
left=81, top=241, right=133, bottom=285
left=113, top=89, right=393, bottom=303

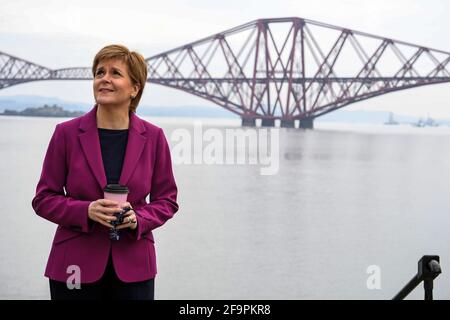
left=393, top=255, right=442, bottom=300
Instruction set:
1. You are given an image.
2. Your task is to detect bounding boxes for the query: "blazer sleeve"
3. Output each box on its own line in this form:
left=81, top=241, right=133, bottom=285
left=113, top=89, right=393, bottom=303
left=132, top=128, right=179, bottom=240
left=31, top=124, right=92, bottom=233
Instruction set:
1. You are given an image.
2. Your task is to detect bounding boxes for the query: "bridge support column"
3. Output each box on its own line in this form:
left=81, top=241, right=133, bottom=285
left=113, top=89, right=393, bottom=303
left=299, top=118, right=314, bottom=129
left=280, top=120, right=296, bottom=128
left=261, top=118, right=275, bottom=127
left=241, top=117, right=256, bottom=127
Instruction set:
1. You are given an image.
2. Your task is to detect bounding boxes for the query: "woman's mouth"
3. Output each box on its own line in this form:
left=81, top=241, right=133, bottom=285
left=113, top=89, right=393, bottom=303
left=99, top=88, right=114, bottom=93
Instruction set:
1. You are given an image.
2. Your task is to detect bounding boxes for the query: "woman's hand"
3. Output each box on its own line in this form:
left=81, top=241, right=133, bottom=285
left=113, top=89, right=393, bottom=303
left=88, top=199, right=121, bottom=228
left=115, top=202, right=138, bottom=230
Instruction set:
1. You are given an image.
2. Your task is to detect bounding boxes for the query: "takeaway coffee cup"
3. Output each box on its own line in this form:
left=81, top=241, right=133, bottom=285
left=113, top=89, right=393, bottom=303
left=104, top=184, right=129, bottom=241
left=103, top=184, right=129, bottom=204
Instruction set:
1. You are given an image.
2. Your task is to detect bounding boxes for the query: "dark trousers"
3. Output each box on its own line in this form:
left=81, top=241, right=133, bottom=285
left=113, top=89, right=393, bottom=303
left=49, top=254, right=154, bottom=300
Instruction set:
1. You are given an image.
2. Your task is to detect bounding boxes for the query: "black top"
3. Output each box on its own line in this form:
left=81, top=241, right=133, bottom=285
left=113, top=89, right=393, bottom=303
left=98, top=128, right=129, bottom=185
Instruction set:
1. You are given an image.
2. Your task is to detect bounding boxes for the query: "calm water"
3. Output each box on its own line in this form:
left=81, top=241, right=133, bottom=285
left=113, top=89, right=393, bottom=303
left=1, top=115, right=450, bottom=300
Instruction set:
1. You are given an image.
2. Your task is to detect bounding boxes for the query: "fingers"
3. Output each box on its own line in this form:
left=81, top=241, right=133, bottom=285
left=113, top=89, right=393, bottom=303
left=89, top=199, right=135, bottom=229
left=99, top=201, right=131, bottom=215
left=93, top=212, right=117, bottom=229
left=120, top=202, right=132, bottom=210
left=90, top=206, right=119, bottom=228
left=94, top=200, right=123, bottom=215
left=96, top=212, right=117, bottom=223
left=115, top=212, right=137, bottom=230
left=97, top=199, right=119, bottom=207
left=101, top=207, right=123, bottom=215
left=122, top=210, right=133, bottom=217
left=90, top=204, right=120, bottom=219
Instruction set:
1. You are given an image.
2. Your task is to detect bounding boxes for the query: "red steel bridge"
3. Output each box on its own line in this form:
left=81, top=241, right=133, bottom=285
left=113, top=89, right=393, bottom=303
left=1, top=17, right=450, bottom=128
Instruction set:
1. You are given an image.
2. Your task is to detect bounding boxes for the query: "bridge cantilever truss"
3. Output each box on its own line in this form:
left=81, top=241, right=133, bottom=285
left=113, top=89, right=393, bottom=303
left=146, top=17, right=450, bottom=128
left=0, top=51, right=91, bottom=89
left=2, top=17, right=450, bottom=128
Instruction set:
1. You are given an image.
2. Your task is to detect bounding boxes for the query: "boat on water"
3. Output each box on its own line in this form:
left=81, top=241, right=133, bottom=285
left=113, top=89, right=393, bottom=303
left=411, top=115, right=439, bottom=127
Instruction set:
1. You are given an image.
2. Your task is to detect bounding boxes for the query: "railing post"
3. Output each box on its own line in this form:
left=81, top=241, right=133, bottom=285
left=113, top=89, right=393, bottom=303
left=393, top=255, right=441, bottom=300
left=421, top=258, right=441, bottom=300
left=424, top=279, right=433, bottom=300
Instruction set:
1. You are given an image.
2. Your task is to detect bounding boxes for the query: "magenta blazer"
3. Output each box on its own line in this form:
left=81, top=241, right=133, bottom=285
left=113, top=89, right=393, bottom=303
left=32, top=105, right=179, bottom=283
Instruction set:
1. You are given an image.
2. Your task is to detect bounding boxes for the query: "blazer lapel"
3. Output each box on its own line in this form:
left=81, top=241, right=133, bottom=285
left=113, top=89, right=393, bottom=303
left=78, top=105, right=107, bottom=190
left=119, top=111, right=147, bottom=186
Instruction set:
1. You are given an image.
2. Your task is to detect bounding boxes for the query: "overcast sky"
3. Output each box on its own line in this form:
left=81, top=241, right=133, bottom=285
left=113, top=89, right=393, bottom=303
left=1, top=0, right=450, bottom=118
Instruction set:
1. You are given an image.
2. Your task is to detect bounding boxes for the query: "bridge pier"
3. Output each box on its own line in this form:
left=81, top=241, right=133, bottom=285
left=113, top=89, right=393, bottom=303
left=280, top=120, right=296, bottom=128
left=241, top=118, right=256, bottom=127
left=299, top=118, right=314, bottom=129
left=261, top=118, right=275, bottom=127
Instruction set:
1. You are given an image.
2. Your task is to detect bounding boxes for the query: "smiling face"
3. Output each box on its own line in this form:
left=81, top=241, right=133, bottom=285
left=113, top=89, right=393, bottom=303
left=93, top=58, right=140, bottom=111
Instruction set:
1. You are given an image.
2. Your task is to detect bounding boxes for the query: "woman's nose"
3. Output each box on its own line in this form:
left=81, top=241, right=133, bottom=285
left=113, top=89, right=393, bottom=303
left=100, top=73, right=112, bottom=83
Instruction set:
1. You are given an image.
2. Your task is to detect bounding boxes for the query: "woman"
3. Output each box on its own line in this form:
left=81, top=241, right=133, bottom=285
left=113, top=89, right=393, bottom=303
left=31, top=44, right=179, bottom=300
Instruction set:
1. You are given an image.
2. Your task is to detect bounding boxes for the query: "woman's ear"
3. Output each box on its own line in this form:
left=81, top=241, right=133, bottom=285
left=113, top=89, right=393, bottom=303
left=133, top=83, right=140, bottom=97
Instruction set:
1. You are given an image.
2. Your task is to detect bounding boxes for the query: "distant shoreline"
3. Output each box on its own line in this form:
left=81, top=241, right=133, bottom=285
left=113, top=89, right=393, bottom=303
left=0, top=113, right=84, bottom=118
left=0, top=105, right=85, bottom=118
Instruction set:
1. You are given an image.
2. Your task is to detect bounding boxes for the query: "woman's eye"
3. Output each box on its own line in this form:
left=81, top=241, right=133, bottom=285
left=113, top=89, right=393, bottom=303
left=95, top=70, right=104, bottom=76
left=113, top=70, right=121, bottom=76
